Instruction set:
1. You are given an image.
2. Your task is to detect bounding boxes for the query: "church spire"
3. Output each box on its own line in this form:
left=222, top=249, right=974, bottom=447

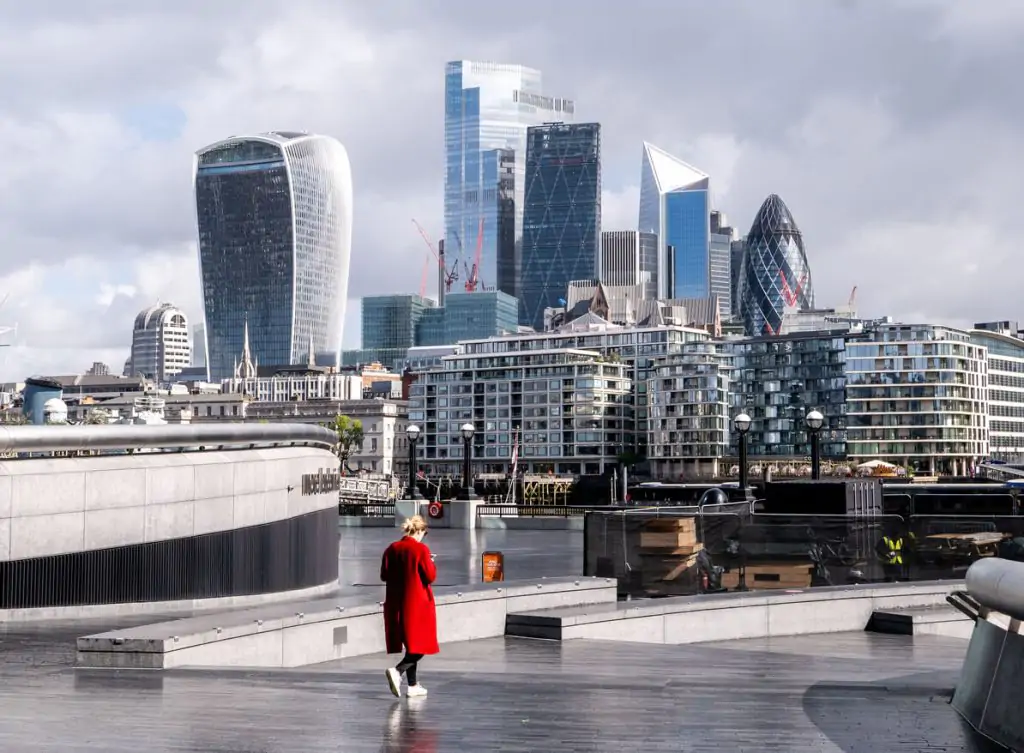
left=234, top=318, right=257, bottom=380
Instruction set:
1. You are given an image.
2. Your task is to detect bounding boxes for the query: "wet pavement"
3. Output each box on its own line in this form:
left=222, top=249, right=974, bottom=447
left=0, top=528, right=997, bottom=751
left=337, top=526, right=584, bottom=589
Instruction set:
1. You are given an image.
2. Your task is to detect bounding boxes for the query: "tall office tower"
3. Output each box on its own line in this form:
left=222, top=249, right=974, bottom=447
left=193, top=131, right=353, bottom=381
left=128, top=303, right=191, bottom=383
left=730, top=237, right=747, bottom=320
left=638, top=143, right=711, bottom=300
left=708, top=210, right=735, bottom=317
left=444, top=60, right=575, bottom=298
left=600, top=230, right=659, bottom=299
left=191, top=323, right=207, bottom=368
left=492, top=149, right=518, bottom=300
left=521, top=122, right=602, bottom=329
left=739, top=194, right=814, bottom=336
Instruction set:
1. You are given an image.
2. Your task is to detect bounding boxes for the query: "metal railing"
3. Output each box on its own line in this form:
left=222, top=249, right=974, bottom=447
left=477, top=504, right=601, bottom=517
left=0, top=423, right=337, bottom=454
left=339, top=502, right=396, bottom=517
left=585, top=508, right=1024, bottom=598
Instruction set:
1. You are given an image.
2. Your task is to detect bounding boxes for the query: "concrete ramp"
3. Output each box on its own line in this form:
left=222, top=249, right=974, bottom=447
left=76, top=576, right=616, bottom=670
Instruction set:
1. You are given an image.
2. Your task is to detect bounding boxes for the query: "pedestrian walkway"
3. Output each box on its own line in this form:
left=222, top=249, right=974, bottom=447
left=0, top=623, right=994, bottom=751
left=338, top=526, right=582, bottom=589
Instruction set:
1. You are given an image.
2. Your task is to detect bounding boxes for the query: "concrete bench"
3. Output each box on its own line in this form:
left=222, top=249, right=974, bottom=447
left=76, top=576, right=616, bottom=670
left=868, top=604, right=973, bottom=640
left=505, top=580, right=963, bottom=644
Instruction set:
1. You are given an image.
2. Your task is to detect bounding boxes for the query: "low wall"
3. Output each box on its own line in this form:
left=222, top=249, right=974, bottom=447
left=506, top=581, right=961, bottom=644
left=0, top=446, right=340, bottom=617
left=952, top=558, right=1024, bottom=752
left=76, top=576, right=618, bottom=669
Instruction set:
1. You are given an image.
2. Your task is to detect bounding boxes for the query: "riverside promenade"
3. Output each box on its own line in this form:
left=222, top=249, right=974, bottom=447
left=0, top=528, right=998, bottom=751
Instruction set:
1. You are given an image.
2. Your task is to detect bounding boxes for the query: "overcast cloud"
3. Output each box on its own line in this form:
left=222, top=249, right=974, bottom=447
left=0, top=0, right=1021, bottom=380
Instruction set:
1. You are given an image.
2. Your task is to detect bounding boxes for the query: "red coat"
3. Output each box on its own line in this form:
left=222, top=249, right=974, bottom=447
left=380, top=536, right=439, bottom=655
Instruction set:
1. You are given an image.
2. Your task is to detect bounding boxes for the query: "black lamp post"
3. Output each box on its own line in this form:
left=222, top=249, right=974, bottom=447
left=405, top=424, right=422, bottom=500
left=734, top=412, right=751, bottom=493
left=459, top=422, right=478, bottom=500
left=805, top=409, right=824, bottom=480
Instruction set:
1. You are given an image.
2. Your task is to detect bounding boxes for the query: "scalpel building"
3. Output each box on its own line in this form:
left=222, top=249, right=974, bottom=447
left=193, top=131, right=353, bottom=380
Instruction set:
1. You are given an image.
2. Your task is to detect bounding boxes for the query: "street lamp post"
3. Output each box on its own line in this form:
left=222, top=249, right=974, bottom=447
left=459, top=422, right=478, bottom=500
left=734, top=413, right=751, bottom=494
left=805, top=409, right=824, bottom=480
left=405, top=424, right=422, bottom=500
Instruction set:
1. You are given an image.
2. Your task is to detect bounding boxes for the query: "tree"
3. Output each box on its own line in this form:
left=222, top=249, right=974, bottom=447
left=332, top=414, right=364, bottom=474
left=83, top=408, right=110, bottom=425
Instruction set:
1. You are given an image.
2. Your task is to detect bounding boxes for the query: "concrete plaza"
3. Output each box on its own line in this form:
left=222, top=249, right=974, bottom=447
left=0, top=528, right=997, bottom=751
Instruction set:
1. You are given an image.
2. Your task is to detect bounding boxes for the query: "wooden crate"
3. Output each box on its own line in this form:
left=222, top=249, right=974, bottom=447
left=641, top=554, right=701, bottom=585
left=640, top=542, right=704, bottom=557
left=640, top=518, right=698, bottom=550
left=721, top=563, right=813, bottom=591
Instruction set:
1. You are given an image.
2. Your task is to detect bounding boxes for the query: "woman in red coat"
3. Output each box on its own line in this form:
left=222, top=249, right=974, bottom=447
left=381, top=514, right=438, bottom=697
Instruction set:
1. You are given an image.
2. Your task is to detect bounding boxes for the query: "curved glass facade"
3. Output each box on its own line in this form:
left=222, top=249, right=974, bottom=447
left=194, top=132, right=352, bottom=380
left=740, top=194, right=814, bottom=336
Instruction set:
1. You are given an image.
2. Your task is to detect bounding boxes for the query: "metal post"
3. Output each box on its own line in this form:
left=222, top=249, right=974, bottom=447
left=460, top=435, right=477, bottom=500
left=811, top=431, right=821, bottom=480
left=407, top=435, right=422, bottom=500
left=738, top=433, right=749, bottom=492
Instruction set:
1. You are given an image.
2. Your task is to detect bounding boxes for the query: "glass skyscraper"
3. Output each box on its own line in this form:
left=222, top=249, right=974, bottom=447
left=638, top=142, right=711, bottom=300
left=444, top=60, right=574, bottom=299
left=600, top=230, right=659, bottom=299
left=521, top=122, right=602, bottom=330
left=193, top=131, right=353, bottom=380
left=739, top=194, right=815, bottom=337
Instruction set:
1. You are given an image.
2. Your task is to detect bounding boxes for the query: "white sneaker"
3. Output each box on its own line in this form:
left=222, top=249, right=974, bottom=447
left=406, top=683, right=428, bottom=697
left=385, top=668, right=401, bottom=698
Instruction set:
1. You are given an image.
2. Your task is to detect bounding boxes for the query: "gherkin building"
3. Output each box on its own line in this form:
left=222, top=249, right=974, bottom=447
left=740, top=194, right=814, bottom=336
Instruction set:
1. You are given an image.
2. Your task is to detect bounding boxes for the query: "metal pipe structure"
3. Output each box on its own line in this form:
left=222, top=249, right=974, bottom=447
left=966, top=557, right=1024, bottom=623
left=0, top=423, right=338, bottom=454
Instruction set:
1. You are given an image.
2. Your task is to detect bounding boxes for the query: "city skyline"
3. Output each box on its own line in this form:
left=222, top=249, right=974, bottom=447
left=0, top=1, right=1021, bottom=379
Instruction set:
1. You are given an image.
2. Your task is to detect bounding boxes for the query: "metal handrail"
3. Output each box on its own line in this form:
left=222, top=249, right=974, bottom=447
left=0, top=423, right=337, bottom=453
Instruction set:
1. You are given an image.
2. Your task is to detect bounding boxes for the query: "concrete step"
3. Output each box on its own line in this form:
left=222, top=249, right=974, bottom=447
left=868, top=604, right=974, bottom=640
left=506, top=602, right=621, bottom=640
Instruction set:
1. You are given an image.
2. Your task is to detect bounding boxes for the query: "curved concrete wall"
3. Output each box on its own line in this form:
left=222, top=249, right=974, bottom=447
left=952, top=558, right=1024, bottom=751
left=0, top=446, right=340, bottom=613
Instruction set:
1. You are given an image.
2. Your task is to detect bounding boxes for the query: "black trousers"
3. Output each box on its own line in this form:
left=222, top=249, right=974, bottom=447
left=395, top=651, right=423, bottom=685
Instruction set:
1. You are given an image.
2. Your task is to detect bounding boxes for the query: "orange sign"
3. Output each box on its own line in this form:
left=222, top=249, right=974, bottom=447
left=482, top=551, right=504, bottom=582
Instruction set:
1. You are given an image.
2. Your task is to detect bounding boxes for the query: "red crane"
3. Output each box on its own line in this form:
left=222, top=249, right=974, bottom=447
left=412, top=219, right=458, bottom=293
left=463, top=218, right=484, bottom=292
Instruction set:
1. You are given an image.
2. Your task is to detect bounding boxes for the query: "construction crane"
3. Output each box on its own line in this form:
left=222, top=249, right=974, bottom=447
left=411, top=220, right=458, bottom=297
left=463, top=218, right=484, bottom=293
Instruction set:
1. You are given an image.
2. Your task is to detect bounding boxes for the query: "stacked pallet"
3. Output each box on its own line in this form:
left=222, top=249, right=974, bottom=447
left=720, top=562, right=813, bottom=591
left=638, top=518, right=703, bottom=594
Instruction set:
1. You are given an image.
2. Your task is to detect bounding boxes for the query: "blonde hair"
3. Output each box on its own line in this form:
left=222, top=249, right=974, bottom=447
left=401, top=515, right=428, bottom=536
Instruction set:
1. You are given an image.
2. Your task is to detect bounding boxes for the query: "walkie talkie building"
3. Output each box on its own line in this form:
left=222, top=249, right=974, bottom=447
left=739, top=194, right=814, bottom=337
left=193, top=132, right=353, bottom=380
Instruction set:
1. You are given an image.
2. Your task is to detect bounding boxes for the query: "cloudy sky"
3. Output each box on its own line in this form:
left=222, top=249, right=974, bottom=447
left=1, top=0, right=1022, bottom=380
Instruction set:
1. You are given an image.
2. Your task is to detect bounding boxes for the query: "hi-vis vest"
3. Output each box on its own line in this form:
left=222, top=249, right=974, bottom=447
left=883, top=536, right=903, bottom=565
